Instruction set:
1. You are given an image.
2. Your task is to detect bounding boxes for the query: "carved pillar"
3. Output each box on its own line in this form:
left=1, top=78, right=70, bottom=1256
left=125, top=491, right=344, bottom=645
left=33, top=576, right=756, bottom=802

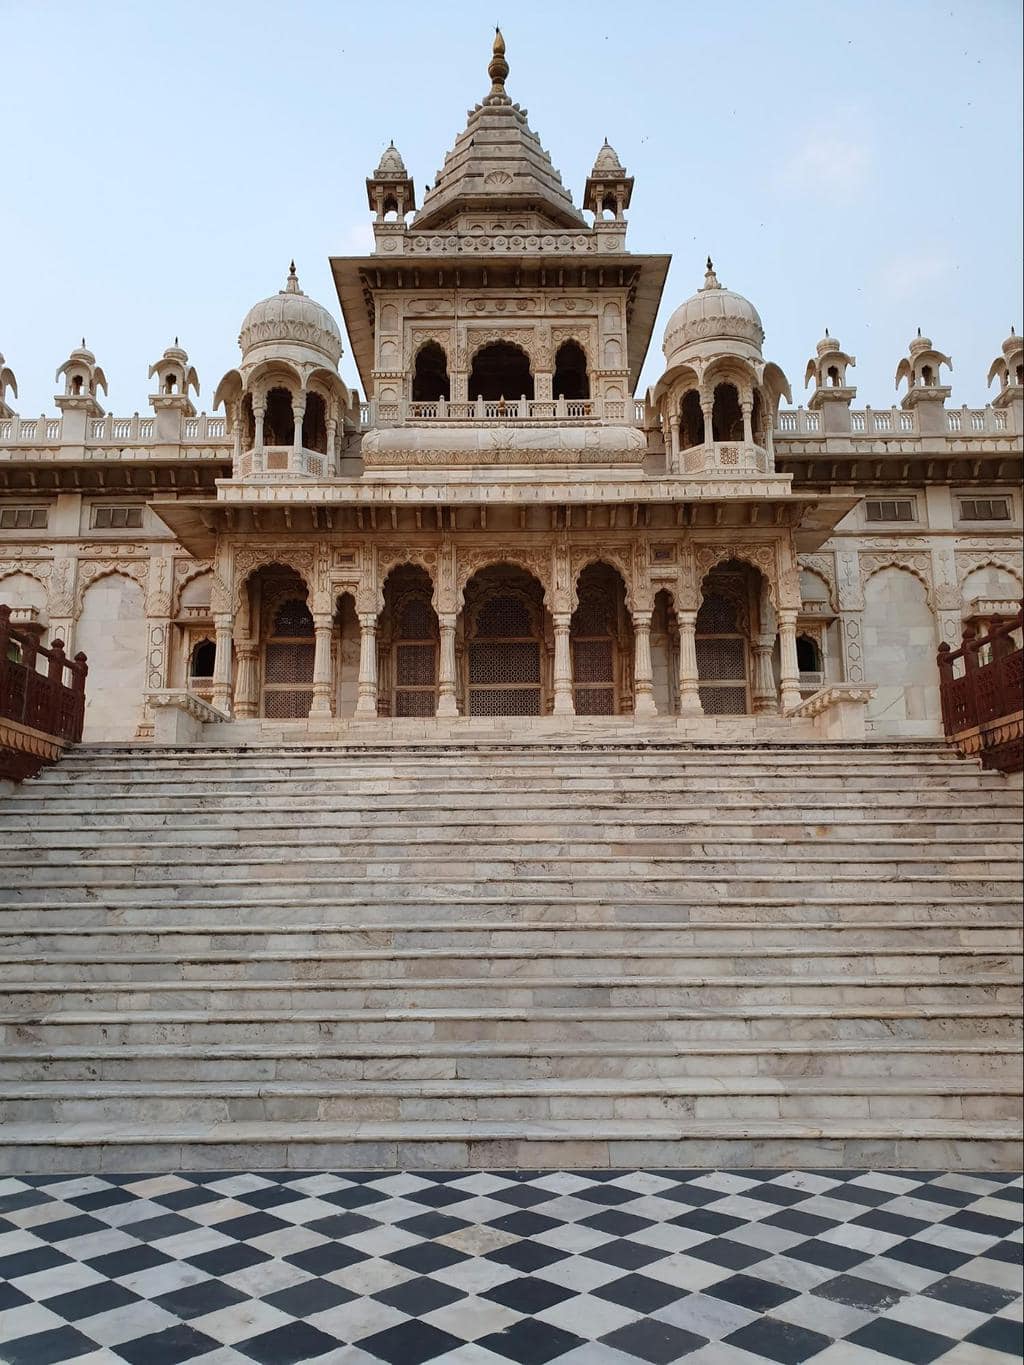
left=751, top=635, right=778, bottom=713
left=234, top=643, right=259, bottom=719
left=552, top=612, right=575, bottom=716
left=632, top=610, right=657, bottom=717
left=326, top=416, right=338, bottom=471
left=309, top=614, right=334, bottom=717
left=702, top=400, right=714, bottom=447
left=292, top=398, right=306, bottom=467
left=669, top=415, right=681, bottom=473
left=354, top=613, right=378, bottom=717
left=253, top=400, right=265, bottom=451
left=778, top=609, right=802, bottom=712
left=741, top=400, right=753, bottom=445
left=211, top=614, right=233, bottom=715
left=677, top=609, right=703, bottom=716
left=437, top=613, right=459, bottom=717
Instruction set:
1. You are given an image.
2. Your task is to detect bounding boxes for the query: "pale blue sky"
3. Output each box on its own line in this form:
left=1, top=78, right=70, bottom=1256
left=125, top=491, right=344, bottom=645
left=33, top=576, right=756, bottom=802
left=2, top=0, right=1021, bottom=415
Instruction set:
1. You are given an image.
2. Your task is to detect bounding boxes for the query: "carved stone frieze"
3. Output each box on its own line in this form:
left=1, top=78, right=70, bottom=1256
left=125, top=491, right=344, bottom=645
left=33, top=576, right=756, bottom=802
left=798, top=553, right=837, bottom=609
left=74, top=558, right=147, bottom=612
left=954, top=550, right=1023, bottom=590
left=146, top=556, right=173, bottom=618
left=456, top=544, right=552, bottom=597
left=231, top=543, right=319, bottom=614
left=858, top=550, right=933, bottom=603
left=694, top=543, right=781, bottom=605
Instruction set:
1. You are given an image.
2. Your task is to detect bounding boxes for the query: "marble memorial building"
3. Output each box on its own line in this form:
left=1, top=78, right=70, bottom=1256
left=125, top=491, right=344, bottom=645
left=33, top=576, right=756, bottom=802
left=1, top=31, right=1021, bottom=744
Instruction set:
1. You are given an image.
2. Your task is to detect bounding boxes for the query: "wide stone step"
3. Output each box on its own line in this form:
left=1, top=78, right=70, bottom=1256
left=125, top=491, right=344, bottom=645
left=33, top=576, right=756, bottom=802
left=3, top=972, right=1018, bottom=1017
left=3, top=1076, right=1018, bottom=1126
left=6, top=873, right=1019, bottom=906
left=9, top=836, right=1019, bottom=862
left=6, top=1003, right=1016, bottom=1046
left=3, top=1116, right=1019, bottom=1176
left=1, top=946, right=1017, bottom=984
left=3, top=1039, right=1018, bottom=1082
left=6, top=919, right=1017, bottom=956
left=4, top=895, right=1020, bottom=929
left=6, top=814, right=1021, bottom=841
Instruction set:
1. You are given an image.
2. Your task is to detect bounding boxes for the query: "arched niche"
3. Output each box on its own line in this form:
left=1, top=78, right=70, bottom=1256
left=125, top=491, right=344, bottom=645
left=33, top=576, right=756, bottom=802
left=412, top=342, right=451, bottom=403
left=570, top=562, right=631, bottom=714
left=378, top=564, right=439, bottom=717
left=863, top=566, right=939, bottom=732
left=461, top=564, right=547, bottom=715
left=468, top=341, right=534, bottom=402
left=77, top=572, right=146, bottom=740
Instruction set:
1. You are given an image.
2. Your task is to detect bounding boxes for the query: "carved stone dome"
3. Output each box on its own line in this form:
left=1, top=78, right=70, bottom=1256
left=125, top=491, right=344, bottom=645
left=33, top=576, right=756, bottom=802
left=238, top=264, right=343, bottom=368
left=663, top=260, right=765, bottom=369
left=374, top=141, right=408, bottom=177
left=591, top=139, right=624, bottom=175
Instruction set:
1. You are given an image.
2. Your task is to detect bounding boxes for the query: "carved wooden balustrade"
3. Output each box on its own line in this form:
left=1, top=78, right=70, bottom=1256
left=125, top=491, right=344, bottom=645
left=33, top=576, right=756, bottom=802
left=937, top=602, right=1024, bottom=773
left=0, top=604, right=88, bottom=782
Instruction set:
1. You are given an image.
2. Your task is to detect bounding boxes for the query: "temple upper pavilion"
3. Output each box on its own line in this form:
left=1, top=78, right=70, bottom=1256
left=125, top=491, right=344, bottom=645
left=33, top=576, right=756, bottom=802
left=1, top=32, right=1021, bottom=743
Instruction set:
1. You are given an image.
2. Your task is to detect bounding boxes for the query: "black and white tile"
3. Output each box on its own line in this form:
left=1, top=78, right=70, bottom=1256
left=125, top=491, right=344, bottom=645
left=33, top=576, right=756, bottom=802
left=0, top=1169, right=1020, bottom=1363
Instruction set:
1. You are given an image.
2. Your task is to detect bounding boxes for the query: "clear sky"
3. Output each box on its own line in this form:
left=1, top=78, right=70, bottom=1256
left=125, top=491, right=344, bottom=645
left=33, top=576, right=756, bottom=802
left=2, top=0, right=1021, bottom=416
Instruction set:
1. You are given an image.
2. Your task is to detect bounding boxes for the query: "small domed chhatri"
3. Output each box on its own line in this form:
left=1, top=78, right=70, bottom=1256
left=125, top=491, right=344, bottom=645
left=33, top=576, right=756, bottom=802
left=374, top=142, right=408, bottom=178
left=239, top=262, right=343, bottom=369
left=663, top=259, right=765, bottom=370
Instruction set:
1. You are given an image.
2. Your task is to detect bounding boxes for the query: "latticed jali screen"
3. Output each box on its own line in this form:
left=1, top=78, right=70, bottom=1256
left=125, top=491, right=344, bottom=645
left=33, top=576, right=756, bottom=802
left=395, top=642, right=437, bottom=716
left=573, top=638, right=615, bottom=715
left=696, top=591, right=748, bottom=715
left=262, top=597, right=315, bottom=719
left=468, top=592, right=542, bottom=716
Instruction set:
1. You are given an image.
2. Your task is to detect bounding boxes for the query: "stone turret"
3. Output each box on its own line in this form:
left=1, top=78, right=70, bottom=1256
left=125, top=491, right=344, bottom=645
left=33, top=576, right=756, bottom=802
left=54, top=340, right=107, bottom=441
left=367, top=142, right=416, bottom=253
left=583, top=140, right=633, bottom=249
left=148, top=340, right=200, bottom=441
left=896, top=329, right=951, bottom=434
left=988, top=327, right=1023, bottom=420
left=805, top=330, right=857, bottom=433
left=0, top=353, right=17, bottom=419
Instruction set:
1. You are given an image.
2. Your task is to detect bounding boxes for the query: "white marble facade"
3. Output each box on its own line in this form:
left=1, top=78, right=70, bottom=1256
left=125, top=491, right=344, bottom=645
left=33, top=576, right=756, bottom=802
left=1, top=34, right=1021, bottom=743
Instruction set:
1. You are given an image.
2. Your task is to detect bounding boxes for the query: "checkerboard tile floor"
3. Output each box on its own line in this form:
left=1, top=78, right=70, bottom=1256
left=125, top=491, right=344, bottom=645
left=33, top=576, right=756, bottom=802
left=0, top=1169, right=1020, bottom=1364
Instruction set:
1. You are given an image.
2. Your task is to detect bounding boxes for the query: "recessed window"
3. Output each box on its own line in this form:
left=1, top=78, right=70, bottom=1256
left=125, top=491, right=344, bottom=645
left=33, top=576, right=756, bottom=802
left=92, top=505, right=143, bottom=529
left=864, top=498, right=916, bottom=523
left=958, top=497, right=1011, bottom=522
left=0, top=506, right=48, bottom=529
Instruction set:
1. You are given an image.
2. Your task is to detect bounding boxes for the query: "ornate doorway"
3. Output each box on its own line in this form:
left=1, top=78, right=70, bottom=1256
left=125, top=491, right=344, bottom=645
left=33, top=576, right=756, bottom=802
left=379, top=565, right=438, bottom=717
left=696, top=577, right=749, bottom=715
left=262, top=596, right=315, bottom=718
left=571, top=562, right=631, bottom=714
left=463, top=566, right=546, bottom=716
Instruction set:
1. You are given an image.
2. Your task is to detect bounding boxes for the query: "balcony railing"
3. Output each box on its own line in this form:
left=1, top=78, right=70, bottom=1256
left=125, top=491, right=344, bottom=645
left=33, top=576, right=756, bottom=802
left=360, top=396, right=646, bottom=428
left=0, top=603, right=88, bottom=782
left=0, top=413, right=228, bottom=445
left=937, top=603, right=1024, bottom=773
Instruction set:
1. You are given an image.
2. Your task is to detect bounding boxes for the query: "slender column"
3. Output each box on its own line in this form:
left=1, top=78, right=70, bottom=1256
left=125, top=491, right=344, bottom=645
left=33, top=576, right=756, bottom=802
left=778, top=608, right=802, bottom=712
left=702, top=401, right=714, bottom=446
left=632, top=611, right=657, bottom=717
left=741, top=400, right=753, bottom=445
left=253, top=402, right=265, bottom=451
left=211, top=614, right=233, bottom=715
left=292, top=401, right=305, bottom=452
left=354, top=613, right=379, bottom=717
left=751, top=635, right=778, bottom=713
left=552, top=612, right=575, bottom=716
left=233, top=644, right=259, bottom=719
left=676, top=609, right=703, bottom=715
left=669, top=415, right=681, bottom=472
left=309, top=615, right=335, bottom=717
left=437, top=613, right=459, bottom=717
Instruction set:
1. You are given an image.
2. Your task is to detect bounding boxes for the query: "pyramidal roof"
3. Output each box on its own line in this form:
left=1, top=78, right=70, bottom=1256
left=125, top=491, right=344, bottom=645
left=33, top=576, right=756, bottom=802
left=414, top=29, right=584, bottom=232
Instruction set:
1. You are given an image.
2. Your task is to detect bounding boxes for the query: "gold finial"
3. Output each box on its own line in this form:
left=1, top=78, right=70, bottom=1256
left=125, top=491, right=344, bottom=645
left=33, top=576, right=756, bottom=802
left=487, top=25, right=509, bottom=97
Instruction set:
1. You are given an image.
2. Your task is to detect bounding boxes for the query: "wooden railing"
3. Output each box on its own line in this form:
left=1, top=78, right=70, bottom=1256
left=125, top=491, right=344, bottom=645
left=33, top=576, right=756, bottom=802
left=0, top=604, right=88, bottom=782
left=937, top=603, right=1024, bottom=773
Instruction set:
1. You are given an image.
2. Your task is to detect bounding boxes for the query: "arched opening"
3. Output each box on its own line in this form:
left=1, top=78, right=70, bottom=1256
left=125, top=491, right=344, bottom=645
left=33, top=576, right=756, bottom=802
left=382, top=195, right=400, bottom=221
left=251, top=569, right=314, bottom=719
left=652, top=589, right=677, bottom=716
left=921, top=365, right=934, bottom=386
left=553, top=340, right=589, bottom=401
left=711, top=383, right=743, bottom=442
left=796, top=635, right=822, bottom=673
left=71, top=375, right=83, bottom=395
left=462, top=565, right=546, bottom=715
left=696, top=559, right=771, bottom=715
left=264, top=387, right=294, bottom=445
left=164, top=373, right=178, bottom=394
left=302, top=392, right=328, bottom=453
left=189, top=638, right=215, bottom=680
left=1015, top=363, right=1023, bottom=386
left=379, top=565, right=438, bottom=717
left=468, top=341, right=534, bottom=402
left=600, top=193, right=617, bottom=219
left=242, top=394, right=256, bottom=448
left=827, top=365, right=840, bottom=387
left=570, top=563, right=632, bottom=714
left=679, top=389, right=704, bottom=448
left=412, top=342, right=451, bottom=403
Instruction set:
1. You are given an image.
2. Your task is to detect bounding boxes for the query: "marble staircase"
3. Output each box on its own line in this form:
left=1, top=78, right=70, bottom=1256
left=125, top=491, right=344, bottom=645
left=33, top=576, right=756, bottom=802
left=0, top=740, right=1021, bottom=1172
